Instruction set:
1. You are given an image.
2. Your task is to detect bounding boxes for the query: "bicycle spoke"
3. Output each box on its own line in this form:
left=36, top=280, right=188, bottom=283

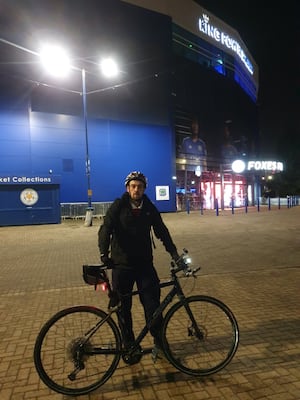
left=34, top=306, right=121, bottom=396
left=162, top=296, right=239, bottom=376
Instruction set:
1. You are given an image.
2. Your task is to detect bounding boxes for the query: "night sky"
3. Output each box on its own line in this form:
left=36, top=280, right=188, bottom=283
left=195, top=0, right=299, bottom=167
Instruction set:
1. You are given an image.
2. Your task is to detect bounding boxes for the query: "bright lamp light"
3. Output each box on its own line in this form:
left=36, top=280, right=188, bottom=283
left=100, top=58, right=119, bottom=77
left=39, top=45, right=71, bottom=77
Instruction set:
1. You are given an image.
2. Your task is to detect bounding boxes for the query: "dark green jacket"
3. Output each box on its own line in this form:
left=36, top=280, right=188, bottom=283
left=98, top=192, right=177, bottom=268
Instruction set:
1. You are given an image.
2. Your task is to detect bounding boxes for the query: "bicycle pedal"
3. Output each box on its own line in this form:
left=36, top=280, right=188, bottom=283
left=122, top=352, right=142, bottom=365
left=122, top=346, right=143, bottom=365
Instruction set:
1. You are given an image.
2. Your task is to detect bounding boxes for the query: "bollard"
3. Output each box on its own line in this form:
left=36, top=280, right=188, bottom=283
left=231, top=198, right=234, bottom=214
left=278, top=197, right=281, bottom=209
left=268, top=197, right=271, bottom=211
left=186, top=199, right=190, bottom=214
left=84, top=208, right=94, bottom=227
left=257, top=197, right=260, bottom=212
left=215, top=198, right=219, bottom=216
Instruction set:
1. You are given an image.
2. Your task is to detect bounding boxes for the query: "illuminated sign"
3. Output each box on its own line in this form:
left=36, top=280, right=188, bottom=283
left=231, top=160, right=246, bottom=173
left=0, top=175, right=60, bottom=184
left=198, top=14, right=254, bottom=75
left=156, top=185, right=170, bottom=201
left=247, top=161, right=283, bottom=171
left=232, top=160, right=284, bottom=173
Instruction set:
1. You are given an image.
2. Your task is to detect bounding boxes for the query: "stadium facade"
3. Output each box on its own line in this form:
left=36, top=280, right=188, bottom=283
left=0, top=0, right=270, bottom=225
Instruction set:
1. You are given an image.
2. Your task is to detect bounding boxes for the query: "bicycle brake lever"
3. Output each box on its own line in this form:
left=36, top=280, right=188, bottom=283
left=192, top=267, right=201, bottom=277
left=184, top=267, right=192, bottom=276
left=185, top=266, right=201, bottom=277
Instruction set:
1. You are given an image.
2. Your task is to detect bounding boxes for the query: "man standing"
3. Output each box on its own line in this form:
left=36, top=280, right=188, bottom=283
left=180, top=117, right=207, bottom=171
left=98, top=171, right=179, bottom=362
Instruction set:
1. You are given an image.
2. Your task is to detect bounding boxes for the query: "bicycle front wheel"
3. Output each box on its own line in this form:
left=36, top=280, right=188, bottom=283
left=34, top=306, right=122, bottom=396
left=162, top=295, right=239, bottom=376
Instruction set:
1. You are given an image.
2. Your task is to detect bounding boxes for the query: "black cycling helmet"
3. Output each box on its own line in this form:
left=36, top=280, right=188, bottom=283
left=125, top=171, right=147, bottom=188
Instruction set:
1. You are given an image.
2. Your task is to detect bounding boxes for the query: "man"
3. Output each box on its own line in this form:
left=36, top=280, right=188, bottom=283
left=179, top=117, right=207, bottom=171
left=98, top=171, right=179, bottom=362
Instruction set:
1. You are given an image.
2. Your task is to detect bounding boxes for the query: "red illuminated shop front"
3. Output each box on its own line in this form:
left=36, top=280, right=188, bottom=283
left=176, top=159, right=284, bottom=211
left=176, top=169, right=248, bottom=211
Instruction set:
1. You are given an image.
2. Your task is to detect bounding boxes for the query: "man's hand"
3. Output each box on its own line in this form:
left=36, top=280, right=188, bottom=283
left=100, top=254, right=114, bottom=268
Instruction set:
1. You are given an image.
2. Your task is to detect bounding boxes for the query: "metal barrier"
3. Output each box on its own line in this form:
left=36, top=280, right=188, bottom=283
left=61, top=197, right=299, bottom=219
left=181, top=195, right=299, bottom=216
left=61, top=202, right=113, bottom=220
left=93, top=202, right=113, bottom=218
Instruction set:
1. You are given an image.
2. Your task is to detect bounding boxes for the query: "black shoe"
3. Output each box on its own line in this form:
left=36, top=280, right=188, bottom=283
left=152, top=336, right=165, bottom=362
left=152, top=344, right=165, bottom=362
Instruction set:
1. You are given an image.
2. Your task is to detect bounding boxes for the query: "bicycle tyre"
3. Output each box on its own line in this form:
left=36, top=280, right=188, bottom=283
left=34, top=306, right=122, bottom=396
left=162, top=295, right=239, bottom=376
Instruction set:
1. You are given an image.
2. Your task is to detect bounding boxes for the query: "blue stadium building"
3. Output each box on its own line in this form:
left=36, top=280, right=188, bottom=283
left=0, top=0, right=260, bottom=225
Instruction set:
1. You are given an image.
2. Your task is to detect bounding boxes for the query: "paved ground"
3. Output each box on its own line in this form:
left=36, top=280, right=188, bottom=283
left=0, top=206, right=299, bottom=400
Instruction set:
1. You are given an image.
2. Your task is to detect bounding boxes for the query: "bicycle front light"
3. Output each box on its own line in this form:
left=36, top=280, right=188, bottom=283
left=183, top=256, right=192, bottom=265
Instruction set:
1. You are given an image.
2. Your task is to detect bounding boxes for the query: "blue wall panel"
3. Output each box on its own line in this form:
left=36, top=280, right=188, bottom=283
left=29, top=112, right=88, bottom=202
left=0, top=109, right=176, bottom=211
left=88, top=119, right=175, bottom=211
left=0, top=110, right=32, bottom=173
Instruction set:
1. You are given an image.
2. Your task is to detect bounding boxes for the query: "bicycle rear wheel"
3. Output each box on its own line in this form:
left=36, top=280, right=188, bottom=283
left=162, top=295, right=239, bottom=376
left=34, top=306, right=121, bottom=396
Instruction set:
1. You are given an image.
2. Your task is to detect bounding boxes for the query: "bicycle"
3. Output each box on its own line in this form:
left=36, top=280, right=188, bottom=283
left=34, top=249, right=239, bottom=396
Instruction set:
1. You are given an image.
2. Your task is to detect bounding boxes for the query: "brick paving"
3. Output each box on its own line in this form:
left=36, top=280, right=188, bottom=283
left=0, top=206, right=299, bottom=399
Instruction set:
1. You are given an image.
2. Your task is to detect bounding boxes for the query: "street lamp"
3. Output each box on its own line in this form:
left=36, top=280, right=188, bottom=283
left=81, top=67, right=92, bottom=223
left=39, top=45, right=119, bottom=226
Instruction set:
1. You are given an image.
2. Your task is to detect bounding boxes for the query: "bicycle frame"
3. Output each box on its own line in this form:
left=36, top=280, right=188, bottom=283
left=91, top=268, right=200, bottom=356
left=128, top=276, right=182, bottom=351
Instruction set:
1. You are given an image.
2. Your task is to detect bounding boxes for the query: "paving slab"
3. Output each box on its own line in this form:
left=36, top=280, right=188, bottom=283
left=0, top=206, right=299, bottom=399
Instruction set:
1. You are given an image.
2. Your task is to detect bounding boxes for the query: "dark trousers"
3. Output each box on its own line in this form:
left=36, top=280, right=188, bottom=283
left=111, top=265, right=162, bottom=346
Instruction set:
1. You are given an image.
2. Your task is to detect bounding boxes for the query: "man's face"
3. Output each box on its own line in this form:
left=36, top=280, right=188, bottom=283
left=127, top=180, right=145, bottom=200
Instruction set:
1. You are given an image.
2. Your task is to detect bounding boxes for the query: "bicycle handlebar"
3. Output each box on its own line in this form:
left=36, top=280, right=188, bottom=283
left=89, top=249, right=201, bottom=277
left=171, top=248, right=201, bottom=277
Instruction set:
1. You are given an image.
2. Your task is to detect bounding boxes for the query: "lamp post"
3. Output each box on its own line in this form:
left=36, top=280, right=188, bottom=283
left=81, top=68, right=93, bottom=225
left=39, top=45, right=119, bottom=226
left=0, top=39, right=119, bottom=225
